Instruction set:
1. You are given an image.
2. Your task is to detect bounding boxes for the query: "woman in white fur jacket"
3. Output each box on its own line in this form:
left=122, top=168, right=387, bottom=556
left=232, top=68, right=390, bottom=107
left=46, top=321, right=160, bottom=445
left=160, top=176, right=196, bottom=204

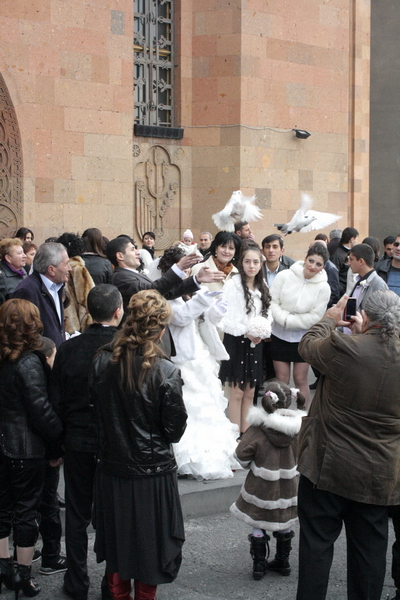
left=269, top=243, right=331, bottom=407
left=219, top=245, right=272, bottom=435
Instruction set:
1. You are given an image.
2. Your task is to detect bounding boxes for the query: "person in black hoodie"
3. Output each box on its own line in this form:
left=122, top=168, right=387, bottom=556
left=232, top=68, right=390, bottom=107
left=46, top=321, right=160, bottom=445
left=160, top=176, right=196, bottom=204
left=52, top=284, right=123, bottom=600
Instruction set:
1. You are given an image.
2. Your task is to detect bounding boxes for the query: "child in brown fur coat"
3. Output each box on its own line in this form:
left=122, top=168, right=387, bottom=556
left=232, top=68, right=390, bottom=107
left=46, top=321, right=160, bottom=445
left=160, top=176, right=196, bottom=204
left=230, top=379, right=306, bottom=580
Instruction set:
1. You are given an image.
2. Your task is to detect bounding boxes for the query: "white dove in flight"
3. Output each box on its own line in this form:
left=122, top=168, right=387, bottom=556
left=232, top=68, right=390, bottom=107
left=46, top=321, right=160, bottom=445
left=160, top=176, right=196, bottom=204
left=274, top=193, right=341, bottom=235
left=212, top=190, right=262, bottom=232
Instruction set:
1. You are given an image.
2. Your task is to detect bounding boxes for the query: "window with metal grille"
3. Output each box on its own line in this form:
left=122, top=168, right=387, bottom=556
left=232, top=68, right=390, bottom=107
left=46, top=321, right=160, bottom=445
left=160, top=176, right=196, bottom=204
left=134, top=0, right=174, bottom=128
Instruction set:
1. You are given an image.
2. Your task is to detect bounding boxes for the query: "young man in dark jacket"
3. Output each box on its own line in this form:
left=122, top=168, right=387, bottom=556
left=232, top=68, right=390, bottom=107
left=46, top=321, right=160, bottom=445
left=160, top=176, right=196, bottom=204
left=330, top=227, right=359, bottom=295
left=52, top=284, right=124, bottom=600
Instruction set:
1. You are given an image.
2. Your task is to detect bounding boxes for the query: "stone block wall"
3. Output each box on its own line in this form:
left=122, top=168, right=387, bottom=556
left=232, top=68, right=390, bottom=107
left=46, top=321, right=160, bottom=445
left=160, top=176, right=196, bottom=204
left=0, top=0, right=134, bottom=242
left=0, top=0, right=370, bottom=255
left=182, top=0, right=370, bottom=259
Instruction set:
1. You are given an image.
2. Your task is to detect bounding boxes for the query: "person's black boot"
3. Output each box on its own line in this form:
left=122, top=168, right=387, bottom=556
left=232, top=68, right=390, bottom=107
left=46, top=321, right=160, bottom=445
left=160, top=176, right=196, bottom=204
left=14, top=564, right=41, bottom=599
left=266, top=530, right=295, bottom=576
left=0, top=557, right=15, bottom=592
left=248, top=533, right=270, bottom=580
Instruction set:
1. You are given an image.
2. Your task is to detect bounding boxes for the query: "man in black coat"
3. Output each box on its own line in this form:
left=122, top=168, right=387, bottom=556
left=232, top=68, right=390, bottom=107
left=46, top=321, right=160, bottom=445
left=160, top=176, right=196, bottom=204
left=11, top=242, right=72, bottom=348
left=52, top=284, right=124, bottom=600
left=106, top=236, right=225, bottom=355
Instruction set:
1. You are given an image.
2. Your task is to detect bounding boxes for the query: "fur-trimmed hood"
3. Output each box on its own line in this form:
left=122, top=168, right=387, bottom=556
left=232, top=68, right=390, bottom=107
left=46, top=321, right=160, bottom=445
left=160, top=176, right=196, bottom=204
left=247, top=406, right=307, bottom=438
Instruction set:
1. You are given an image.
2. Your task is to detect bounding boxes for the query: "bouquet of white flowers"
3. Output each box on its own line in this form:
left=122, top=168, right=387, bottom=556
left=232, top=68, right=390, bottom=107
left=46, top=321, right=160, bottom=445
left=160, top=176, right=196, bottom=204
left=246, top=316, right=271, bottom=347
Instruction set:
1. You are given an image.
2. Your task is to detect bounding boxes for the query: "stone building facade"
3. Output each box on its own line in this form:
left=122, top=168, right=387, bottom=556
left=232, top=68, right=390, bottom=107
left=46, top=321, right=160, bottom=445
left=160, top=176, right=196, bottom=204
left=0, top=0, right=370, bottom=259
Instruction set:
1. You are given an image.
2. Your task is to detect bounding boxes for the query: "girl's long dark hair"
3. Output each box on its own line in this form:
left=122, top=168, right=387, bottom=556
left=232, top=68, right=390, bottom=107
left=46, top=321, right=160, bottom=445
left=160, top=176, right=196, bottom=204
left=237, top=243, right=270, bottom=316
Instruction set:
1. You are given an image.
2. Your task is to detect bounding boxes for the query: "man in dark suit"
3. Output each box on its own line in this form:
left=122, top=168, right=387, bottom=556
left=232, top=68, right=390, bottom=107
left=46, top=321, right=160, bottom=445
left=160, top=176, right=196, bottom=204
left=11, top=242, right=71, bottom=348
left=11, top=242, right=72, bottom=575
left=52, top=284, right=123, bottom=600
left=107, top=236, right=225, bottom=357
left=107, top=236, right=225, bottom=310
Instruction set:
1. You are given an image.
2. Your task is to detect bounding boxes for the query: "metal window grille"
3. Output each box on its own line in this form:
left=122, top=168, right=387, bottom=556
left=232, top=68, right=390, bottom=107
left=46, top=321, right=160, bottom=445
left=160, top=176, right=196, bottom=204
left=134, top=0, right=174, bottom=127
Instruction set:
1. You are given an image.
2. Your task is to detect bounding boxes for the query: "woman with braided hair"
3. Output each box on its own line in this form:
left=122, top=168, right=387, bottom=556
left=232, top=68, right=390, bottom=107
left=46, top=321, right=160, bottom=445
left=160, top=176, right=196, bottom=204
left=91, top=290, right=187, bottom=600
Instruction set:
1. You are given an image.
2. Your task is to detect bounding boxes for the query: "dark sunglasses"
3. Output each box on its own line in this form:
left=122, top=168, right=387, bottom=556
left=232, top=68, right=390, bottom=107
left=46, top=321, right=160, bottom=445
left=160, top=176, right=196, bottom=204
left=393, top=242, right=400, bottom=247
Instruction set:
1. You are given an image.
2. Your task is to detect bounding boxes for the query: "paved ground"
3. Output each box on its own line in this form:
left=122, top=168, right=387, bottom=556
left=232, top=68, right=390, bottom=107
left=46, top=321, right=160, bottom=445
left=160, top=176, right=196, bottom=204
left=5, top=373, right=397, bottom=599
left=3, top=513, right=397, bottom=600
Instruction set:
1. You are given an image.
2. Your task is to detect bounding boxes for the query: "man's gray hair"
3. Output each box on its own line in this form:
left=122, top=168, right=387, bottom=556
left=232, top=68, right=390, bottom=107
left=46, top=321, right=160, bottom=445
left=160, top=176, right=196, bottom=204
left=364, top=290, right=400, bottom=340
left=329, top=228, right=342, bottom=239
left=200, top=231, right=212, bottom=240
left=33, top=242, right=67, bottom=274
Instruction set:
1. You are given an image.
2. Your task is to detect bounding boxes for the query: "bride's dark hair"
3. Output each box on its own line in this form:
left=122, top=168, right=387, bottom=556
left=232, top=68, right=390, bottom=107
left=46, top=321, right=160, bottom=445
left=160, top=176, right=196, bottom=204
left=111, top=289, right=172, bottom=392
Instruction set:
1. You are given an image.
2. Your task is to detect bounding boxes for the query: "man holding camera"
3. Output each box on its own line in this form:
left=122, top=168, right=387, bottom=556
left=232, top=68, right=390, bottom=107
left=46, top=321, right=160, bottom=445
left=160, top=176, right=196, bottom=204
left=296, top=291, right=400, bottom=600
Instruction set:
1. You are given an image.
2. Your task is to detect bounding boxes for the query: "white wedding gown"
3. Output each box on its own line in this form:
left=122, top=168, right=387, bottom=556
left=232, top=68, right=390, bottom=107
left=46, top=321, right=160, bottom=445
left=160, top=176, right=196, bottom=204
left=172, top=318, right=241, bottom=480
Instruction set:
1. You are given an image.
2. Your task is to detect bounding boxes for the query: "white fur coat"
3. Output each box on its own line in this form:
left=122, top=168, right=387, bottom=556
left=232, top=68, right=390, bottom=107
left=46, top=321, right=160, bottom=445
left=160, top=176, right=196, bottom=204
left=270, top=261, right=330, bottom=331
left=218, top=275, right=271, bottom=337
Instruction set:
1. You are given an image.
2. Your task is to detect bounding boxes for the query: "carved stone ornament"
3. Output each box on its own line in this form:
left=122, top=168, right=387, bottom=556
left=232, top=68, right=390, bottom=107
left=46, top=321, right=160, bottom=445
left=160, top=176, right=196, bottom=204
left=0, top=73, right=23, bottom=238
left=132, top=143, right=141, bottom=158
left=134, top=145, right=181, bottom=248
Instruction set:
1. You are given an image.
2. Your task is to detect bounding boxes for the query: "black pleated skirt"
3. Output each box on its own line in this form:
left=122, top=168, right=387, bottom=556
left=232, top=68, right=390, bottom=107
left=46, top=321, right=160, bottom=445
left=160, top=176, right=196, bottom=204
left=219, top=333, right=264, bottom=391
left=93, top=468, right=185, bottom=585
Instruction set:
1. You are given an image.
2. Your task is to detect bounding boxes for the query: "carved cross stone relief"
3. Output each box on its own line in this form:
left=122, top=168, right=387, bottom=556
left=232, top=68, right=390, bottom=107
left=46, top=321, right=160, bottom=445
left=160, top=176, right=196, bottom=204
left=134, top=145, right=181, bottom=249
left=0, top=73, right=23, bottom=238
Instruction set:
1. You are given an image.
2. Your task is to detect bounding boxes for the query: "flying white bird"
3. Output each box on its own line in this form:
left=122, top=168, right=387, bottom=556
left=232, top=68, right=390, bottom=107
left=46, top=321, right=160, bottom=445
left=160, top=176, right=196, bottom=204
left=212, top=190, right=262, bottom=232
left=274, top=193, right=341, bottom=235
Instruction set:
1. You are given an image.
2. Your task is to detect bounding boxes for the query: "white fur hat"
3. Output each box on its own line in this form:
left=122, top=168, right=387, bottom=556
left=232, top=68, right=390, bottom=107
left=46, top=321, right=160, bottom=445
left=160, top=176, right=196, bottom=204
left=182, top=229, right=194, bottom=240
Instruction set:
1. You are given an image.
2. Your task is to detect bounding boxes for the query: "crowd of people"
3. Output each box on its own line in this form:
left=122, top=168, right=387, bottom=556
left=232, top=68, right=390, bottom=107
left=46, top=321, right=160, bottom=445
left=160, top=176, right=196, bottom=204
left=1, top=221, right=400, bottom=600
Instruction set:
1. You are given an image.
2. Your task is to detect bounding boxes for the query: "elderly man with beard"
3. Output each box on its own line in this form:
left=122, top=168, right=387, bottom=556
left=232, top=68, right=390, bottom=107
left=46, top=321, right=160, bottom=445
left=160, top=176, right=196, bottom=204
left=296, top=290, right=400, bottom=600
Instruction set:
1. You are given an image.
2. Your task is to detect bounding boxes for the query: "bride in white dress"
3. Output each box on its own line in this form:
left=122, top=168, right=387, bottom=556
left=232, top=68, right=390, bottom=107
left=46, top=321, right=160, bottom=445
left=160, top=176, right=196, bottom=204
left=153, top=247, right=240, bottom=480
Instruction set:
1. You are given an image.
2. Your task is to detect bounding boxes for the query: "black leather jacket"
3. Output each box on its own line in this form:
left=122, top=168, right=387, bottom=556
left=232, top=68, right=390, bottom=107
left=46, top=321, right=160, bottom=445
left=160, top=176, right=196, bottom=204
left=0, top=352, right=63, bottom=459
left=91, top=347, right=187, bottom=477
left=82, top=254, right=113, bottom=285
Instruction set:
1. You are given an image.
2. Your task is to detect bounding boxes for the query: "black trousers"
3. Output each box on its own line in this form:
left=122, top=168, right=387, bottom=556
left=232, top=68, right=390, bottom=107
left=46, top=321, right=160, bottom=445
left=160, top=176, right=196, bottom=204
left=39, top=464, right=62, bottom=561
left=0, top=451, right=46, bottom=547
left=63, top=450, right=97, bottom=600
left=389, top=505, right=400, bottom=591
left=296, top=475, right=388, bottom=600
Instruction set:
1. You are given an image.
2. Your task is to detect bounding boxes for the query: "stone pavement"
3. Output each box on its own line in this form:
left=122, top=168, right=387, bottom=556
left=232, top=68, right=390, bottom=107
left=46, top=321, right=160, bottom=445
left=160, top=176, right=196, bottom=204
left=2, top=497, right=397, bottom=600
left=4, top=374, right=397, bottom=600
